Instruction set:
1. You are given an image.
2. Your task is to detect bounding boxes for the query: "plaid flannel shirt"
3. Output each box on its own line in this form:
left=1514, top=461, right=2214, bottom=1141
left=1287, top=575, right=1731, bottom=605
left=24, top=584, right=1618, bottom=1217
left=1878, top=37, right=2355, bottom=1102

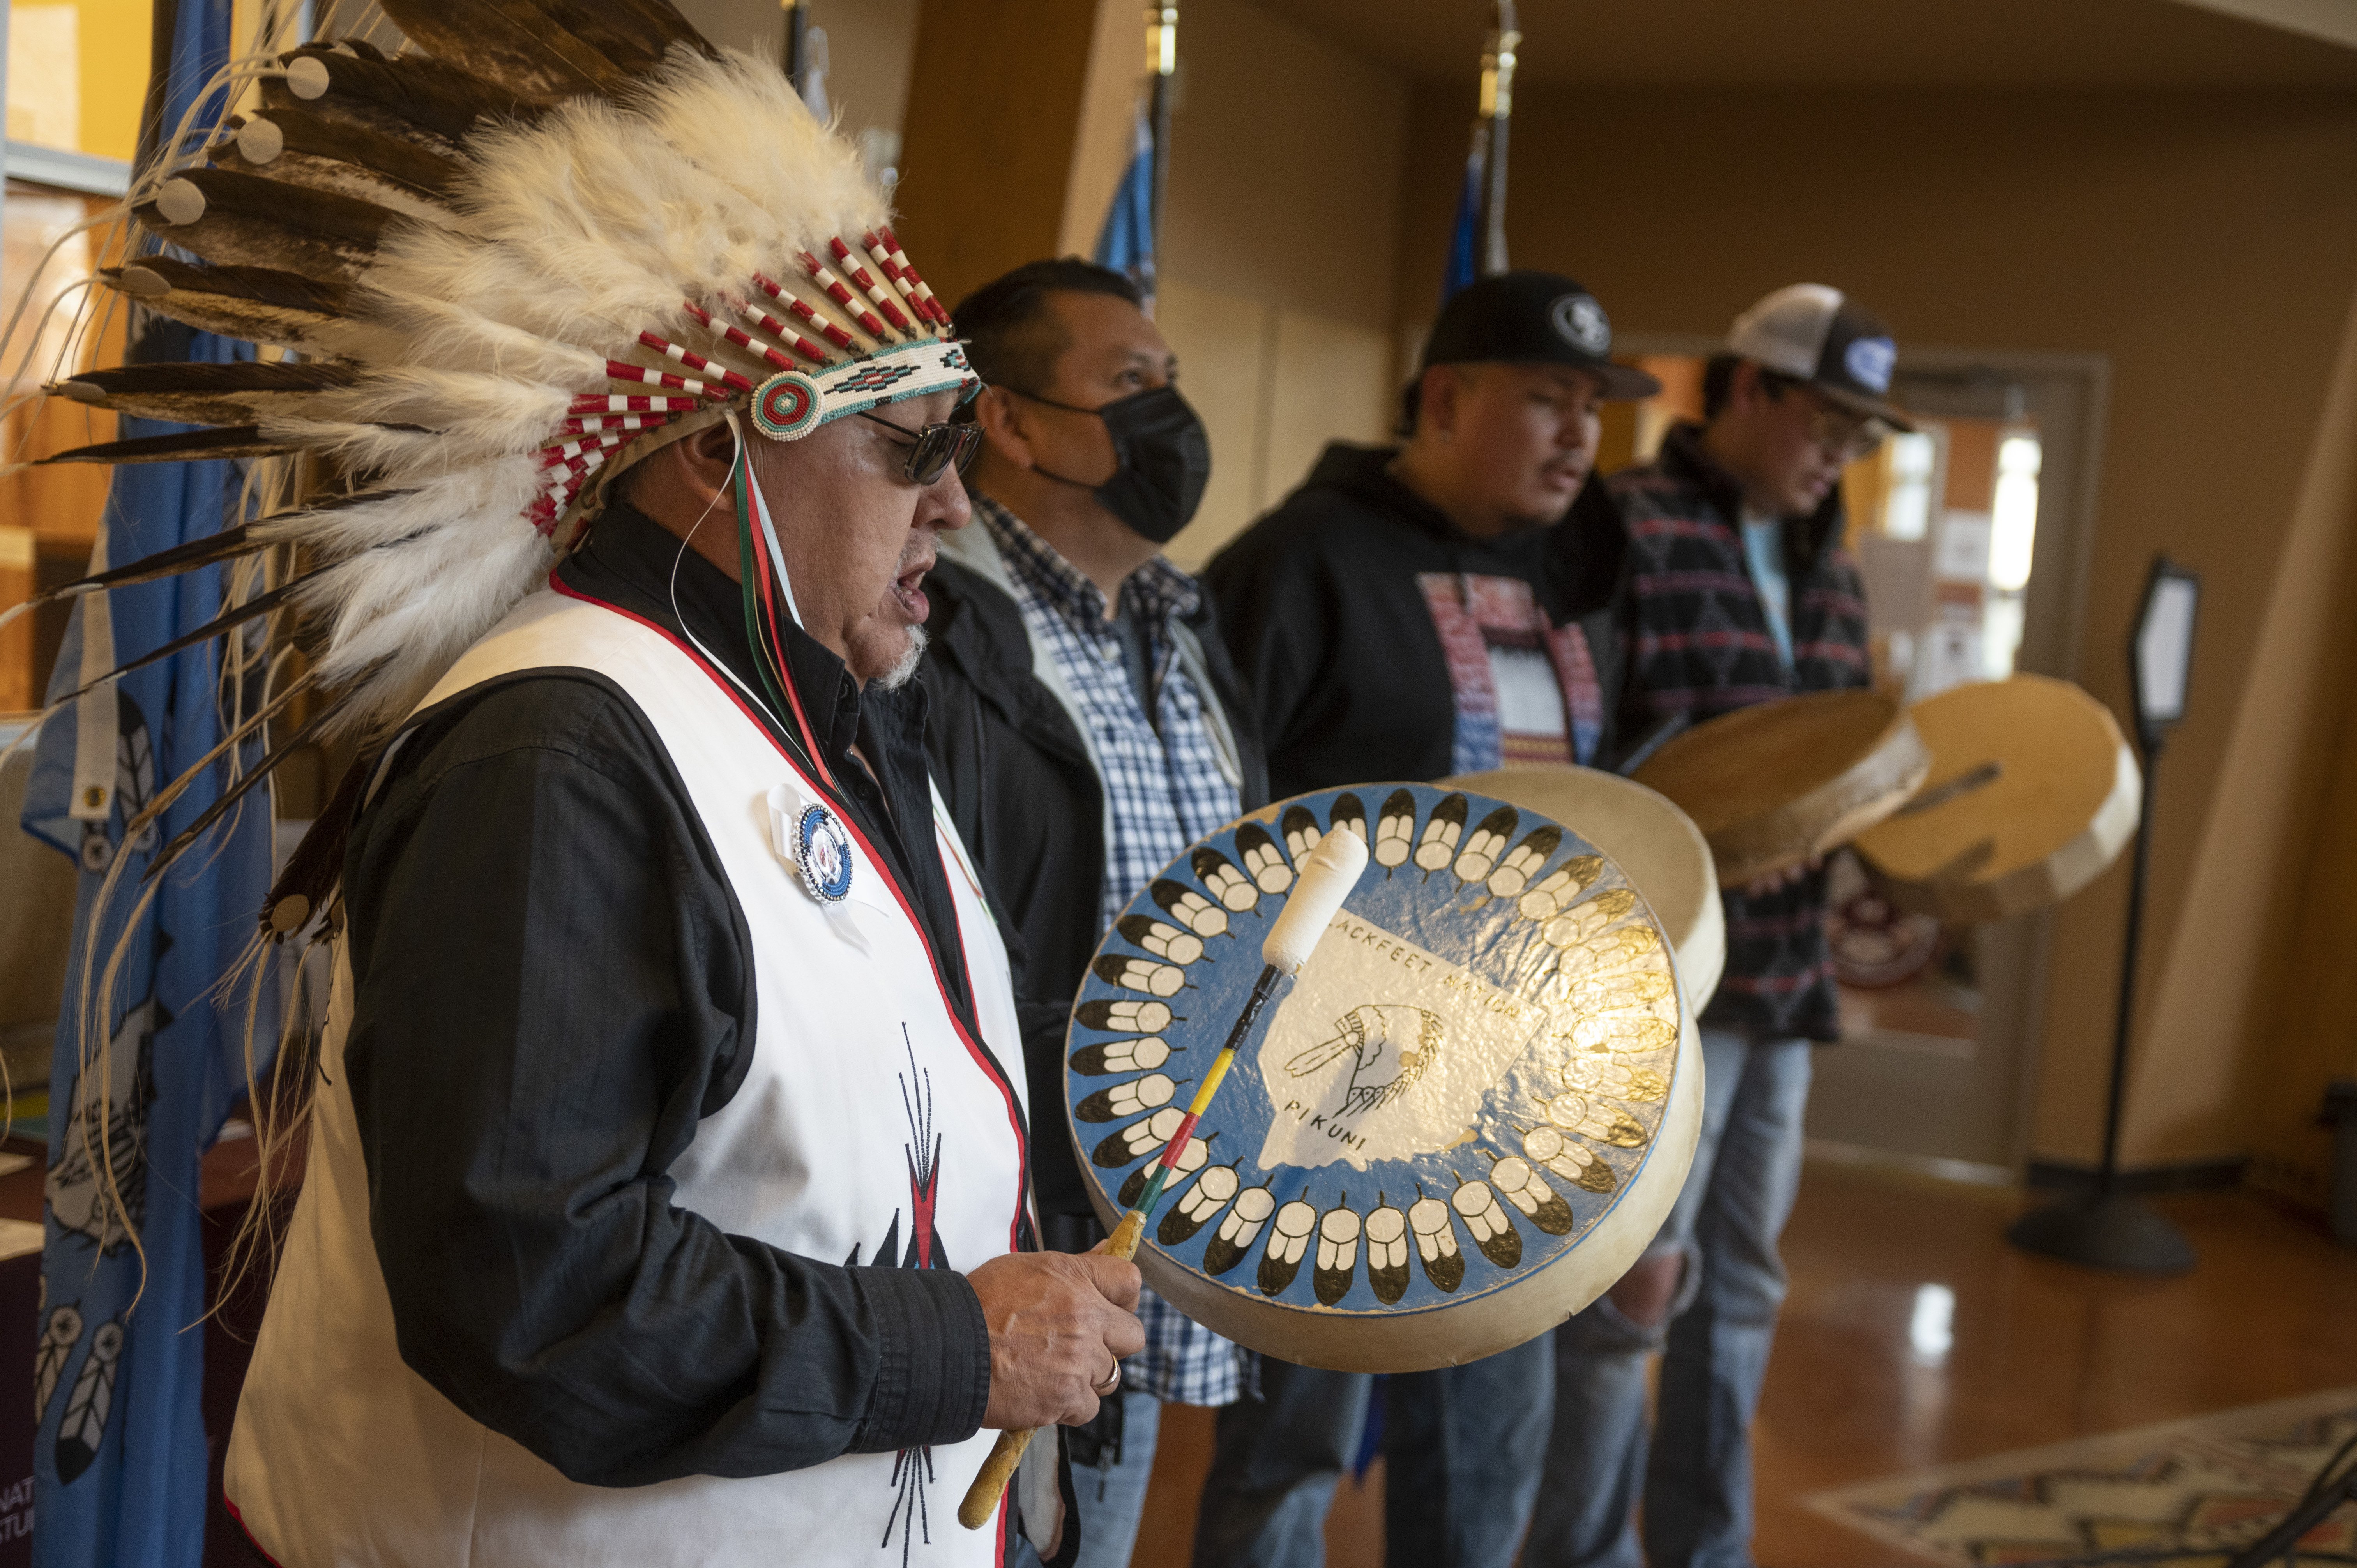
left=1609, top=423, right=1871, bottom=1042
left=981, top=497, right=1249, bottom=1406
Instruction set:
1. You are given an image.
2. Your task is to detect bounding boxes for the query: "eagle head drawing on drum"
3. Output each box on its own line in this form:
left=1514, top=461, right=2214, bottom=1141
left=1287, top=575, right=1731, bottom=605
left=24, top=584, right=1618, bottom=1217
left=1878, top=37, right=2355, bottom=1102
left=1287, top=1004, right=1447, bottom=1119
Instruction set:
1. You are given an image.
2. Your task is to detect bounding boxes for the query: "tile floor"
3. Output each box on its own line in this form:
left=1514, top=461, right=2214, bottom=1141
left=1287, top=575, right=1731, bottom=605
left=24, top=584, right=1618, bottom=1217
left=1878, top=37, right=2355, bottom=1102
left=1125, top=1160, right=2357, bottom=1567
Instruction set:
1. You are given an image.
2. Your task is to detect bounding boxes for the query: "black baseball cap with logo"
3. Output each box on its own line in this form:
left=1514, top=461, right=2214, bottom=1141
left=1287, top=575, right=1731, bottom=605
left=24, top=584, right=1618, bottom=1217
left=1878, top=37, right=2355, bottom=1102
left=1724, top=283, right=1914, bottom=431
left=1422, top=271, right=1663, bottom=400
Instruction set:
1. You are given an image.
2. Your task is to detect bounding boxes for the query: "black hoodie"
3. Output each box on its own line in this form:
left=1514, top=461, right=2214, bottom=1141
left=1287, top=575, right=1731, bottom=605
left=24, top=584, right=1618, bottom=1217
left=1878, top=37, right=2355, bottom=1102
left=1202, top=442, right=1627, bottom=798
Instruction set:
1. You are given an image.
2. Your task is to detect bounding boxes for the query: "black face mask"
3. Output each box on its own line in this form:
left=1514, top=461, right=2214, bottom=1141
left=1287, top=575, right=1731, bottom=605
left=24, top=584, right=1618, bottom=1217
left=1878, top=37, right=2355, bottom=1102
left=1025, top=384, right=1212, bottom=544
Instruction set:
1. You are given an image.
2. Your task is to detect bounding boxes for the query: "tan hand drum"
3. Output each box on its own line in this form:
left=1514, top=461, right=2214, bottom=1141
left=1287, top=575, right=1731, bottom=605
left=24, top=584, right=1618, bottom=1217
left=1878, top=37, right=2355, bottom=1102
left=1632, top=690, right=1930, bottom=885
left=1854, top=674, right=2140, bottom=923
left=1444, top=768, right=1724, bottom=1011
left=1065, top=785, right=1703, bottom=1374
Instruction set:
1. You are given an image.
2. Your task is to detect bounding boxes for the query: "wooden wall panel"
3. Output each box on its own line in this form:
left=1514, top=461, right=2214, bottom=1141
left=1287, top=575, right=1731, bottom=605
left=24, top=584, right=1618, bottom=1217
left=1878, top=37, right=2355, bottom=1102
left=895, top=0, right=1113, bottom=312
left=1, top=191, right=128, bottom=711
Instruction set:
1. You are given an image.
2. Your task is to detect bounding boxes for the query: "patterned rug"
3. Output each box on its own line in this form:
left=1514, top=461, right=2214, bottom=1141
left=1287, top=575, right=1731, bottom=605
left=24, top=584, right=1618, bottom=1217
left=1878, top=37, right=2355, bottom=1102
left=1803, top=1388, right=2357, bottom=1568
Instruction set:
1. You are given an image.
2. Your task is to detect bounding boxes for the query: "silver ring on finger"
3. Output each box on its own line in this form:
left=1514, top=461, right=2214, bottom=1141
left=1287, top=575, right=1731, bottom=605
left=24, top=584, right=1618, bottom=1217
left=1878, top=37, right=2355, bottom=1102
left=1092, top=1362, right=1121, bottom=1397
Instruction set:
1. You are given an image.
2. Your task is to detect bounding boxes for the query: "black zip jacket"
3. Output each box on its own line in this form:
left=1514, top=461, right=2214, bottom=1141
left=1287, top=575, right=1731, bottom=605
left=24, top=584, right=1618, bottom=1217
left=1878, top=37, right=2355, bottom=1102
left=919, top=542, right=1269, bottom=1226
left=1203, top=441, right=1627, bottom=796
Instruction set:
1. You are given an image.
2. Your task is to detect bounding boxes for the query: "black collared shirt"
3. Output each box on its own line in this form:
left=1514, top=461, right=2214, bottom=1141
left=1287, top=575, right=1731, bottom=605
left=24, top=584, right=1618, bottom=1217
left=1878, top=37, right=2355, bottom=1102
left=339, top=499, right=1000, bottom=1487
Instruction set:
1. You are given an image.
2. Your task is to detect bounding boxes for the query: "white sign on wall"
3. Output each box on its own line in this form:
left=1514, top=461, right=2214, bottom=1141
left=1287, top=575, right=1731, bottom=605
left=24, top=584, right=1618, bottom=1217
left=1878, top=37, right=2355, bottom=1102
left=1935, top=509, right=1993, bottom=583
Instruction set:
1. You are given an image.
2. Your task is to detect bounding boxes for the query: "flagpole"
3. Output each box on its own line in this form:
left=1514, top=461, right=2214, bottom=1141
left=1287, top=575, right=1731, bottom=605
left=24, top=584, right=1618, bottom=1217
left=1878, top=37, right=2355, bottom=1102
left=1147, top=4, right=1178, bottom=293
left=1474, top=0, right=1520, bottom=278
left=782, top=0, right=809, bottom=97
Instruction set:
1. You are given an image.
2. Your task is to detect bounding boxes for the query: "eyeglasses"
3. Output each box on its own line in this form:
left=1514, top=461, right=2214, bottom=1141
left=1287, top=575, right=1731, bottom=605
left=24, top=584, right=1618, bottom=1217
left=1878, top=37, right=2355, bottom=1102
left=1800, top=393, right=1884, bottom=463
left=857, top=409, right=983, bottom=485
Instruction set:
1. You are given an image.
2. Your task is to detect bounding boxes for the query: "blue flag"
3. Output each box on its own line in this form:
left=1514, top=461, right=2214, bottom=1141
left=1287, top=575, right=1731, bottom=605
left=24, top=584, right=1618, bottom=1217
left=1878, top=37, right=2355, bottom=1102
left=1443, top=146, right=1482, bottom=305
left=1095, top=102, right=1157, bottom=306
left=17, top=2, right=276, bottom=1561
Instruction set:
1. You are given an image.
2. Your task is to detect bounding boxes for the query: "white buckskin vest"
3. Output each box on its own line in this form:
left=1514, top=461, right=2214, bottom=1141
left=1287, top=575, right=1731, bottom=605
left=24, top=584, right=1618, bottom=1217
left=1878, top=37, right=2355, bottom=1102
left=224, top=589, right=1029, bottom=1566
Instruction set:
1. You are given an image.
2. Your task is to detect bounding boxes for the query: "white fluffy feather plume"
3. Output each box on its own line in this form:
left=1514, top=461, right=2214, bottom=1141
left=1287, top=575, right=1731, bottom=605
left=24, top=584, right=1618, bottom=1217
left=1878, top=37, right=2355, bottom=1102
left=274, top=45, right=894, bottom=737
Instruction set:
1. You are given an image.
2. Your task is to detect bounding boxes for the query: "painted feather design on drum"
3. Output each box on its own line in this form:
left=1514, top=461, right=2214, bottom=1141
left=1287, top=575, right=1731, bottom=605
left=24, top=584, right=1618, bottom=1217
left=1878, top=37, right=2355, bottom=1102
left=1451, top=1173, right=1521, bottom=1268
left=1066, top=784, right=1689, bottom=1337
left=1513, top=887, right=1640, bottom=989
left=1554, top=925, right=1661, bottom=984
left=1069, top=1034, right=1173, bottom=1075
left=1093, top=954, right=1189, bottom=998
left=1488, top=1154, right=1575, bottom=1235
left=1162, top=1160, right=1242, bottom=1246
left=1414, top=792, right=1469, bottom=875
left=1407, top=1184, right=1465, bottom=1291
left=1555, top=968, right=1673, bottom=1014
left=1313, top=1196, right=1361, bottom=1305
left=1192, top=847, right=1259, bottom=913
left=1281, top=804, right=1323, bottom=862
left=1094, top=1107, right=1185, bottom=1167
left=1567, top=1014, right=1676, bottom=1056
left=1542, top=888, right=1639, bottom=949
left=1074, top=998, right=1176, bottom=1034
left=1285, top=1003, right=1443, bottom=1119
left=1517, top=883, right=1671, bottom=1015
left=1074, top=1072, right=1179, bottom=1123
left=1118, top=913, right=1207, bottom=965
left=1120, top=1130, right=1209, bottom=1207
left=1153, top=878, right=1230, bottom=940
left=1523, top=1124, right=1616, bottom=1194
left=1258, top=1196, right=1316, bottom=1296
left=1364, top=1195, right=1411, bottom=1303
left=1373, top=789, right=1417, bottom=872
left=1204, top=1181, right=1275, bottom=1275
left=1235, top=821, right=1292, bottom=893
left=1542, top=1092, right=1651, bottom=1149
left=1486, top=826, right=1560, bottom=900
left=1517, top=854, right=1604, bottom=920
left=1562, top=1056, right=1667, bottom=1105
left=1451, top=806, right=1519, bottom=886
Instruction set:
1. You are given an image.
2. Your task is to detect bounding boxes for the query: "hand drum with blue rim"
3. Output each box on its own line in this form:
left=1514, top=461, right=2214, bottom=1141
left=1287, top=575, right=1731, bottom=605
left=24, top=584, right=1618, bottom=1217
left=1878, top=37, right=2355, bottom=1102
left=1065, top=784, right=1705, bottom=1373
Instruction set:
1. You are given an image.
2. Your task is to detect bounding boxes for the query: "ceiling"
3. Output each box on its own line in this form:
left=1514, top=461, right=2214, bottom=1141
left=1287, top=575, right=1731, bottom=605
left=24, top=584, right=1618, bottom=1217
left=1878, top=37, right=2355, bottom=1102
left=1245, top=0, right=2357, bottom=89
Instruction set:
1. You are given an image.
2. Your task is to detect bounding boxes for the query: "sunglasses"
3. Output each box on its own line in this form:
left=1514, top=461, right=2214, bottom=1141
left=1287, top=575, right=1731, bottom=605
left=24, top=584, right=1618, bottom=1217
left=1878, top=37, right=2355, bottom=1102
left=857, top=409, right=983, bottom=485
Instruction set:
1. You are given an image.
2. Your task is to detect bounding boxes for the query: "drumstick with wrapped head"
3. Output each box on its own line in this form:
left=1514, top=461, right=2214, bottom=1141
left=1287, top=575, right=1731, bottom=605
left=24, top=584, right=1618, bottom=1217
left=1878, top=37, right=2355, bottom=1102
left=959, top=825, right=1370, bottom=1531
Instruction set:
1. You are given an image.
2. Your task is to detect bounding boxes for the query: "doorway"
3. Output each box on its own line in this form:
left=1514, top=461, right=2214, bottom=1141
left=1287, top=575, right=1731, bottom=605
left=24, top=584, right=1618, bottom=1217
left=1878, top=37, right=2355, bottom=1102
left=1607, top=341, right=2111, bottom=1176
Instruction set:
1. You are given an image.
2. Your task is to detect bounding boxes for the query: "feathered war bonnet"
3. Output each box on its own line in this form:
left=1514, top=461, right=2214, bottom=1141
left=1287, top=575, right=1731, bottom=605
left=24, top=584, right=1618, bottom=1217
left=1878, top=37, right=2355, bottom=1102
left=6, top=1, right=972, bottom=903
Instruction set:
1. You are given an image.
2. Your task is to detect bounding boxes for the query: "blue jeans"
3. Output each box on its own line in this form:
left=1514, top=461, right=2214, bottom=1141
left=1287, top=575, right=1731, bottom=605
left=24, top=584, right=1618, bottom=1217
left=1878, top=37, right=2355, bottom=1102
left=1190, top=1337, right=1553, bottom=1568
left=1011, top=1389, right=1163, bottom=1568
left=1526, top=1027, right=1813, bottom=1568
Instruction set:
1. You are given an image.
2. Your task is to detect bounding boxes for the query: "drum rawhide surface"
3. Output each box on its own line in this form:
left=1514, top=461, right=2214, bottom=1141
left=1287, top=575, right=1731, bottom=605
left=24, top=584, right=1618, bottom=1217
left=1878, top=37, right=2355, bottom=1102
left=1066, top=785, right=1703, bottom=1374
left=1855, top=674, right=2140, bottom=923
left=1633, top=690, right=1931, bottom=885
left=1445, top=768, right=1725, bottom=1012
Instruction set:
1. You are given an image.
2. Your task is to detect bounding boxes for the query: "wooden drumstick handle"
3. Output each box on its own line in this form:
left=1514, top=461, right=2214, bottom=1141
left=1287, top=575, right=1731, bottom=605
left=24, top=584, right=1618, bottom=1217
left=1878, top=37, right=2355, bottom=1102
left=956, top=1211, right=1148, bottom=1530
left=959, top=828, right=1368, bottom=1530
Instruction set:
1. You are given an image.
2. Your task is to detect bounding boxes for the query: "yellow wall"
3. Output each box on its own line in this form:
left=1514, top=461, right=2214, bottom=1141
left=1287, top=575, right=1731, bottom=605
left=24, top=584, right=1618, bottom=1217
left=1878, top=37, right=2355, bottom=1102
left=2209, top=301, right=2357, bottom=1208
left=1391, top=81, right=2357, bottom=1176
left=669, top=0, right=917, bottom=145
left=896, top=0, right=1409, bottom=574
left=1156, top=0, right=1408, bottom=570
left=6, top=0, right=150, bottom=161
